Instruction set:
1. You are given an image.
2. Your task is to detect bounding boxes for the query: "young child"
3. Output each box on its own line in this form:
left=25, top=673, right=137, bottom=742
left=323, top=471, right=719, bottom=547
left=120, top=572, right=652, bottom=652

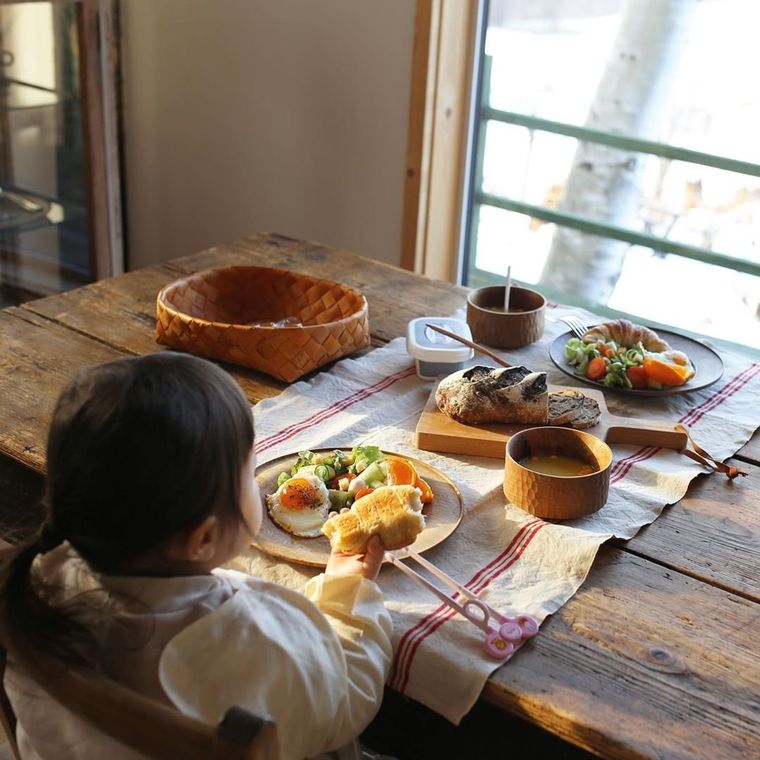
left=0, top=352, right=392, bottom=760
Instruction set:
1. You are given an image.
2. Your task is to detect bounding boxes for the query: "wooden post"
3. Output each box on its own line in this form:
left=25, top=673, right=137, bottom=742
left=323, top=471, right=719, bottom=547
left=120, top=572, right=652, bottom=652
left=401, top=0, right=480, bottom=283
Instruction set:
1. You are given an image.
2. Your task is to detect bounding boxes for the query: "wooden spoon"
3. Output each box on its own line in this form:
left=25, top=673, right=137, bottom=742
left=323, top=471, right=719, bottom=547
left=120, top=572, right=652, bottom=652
left=424, top=323, right=512, bottom=369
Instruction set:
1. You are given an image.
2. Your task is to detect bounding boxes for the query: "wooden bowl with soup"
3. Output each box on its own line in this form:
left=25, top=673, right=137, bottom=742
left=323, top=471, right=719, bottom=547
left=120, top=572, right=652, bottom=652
left=503, top=427, right=613, bottom=519
left=466, top=285, right=545, bottom=348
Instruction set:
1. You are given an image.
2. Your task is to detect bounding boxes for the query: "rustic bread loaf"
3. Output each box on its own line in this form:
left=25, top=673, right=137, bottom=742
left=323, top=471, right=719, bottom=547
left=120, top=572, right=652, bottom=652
left=435, top=365, right=548, bottom=425
left=321, top=484, right=425, bottom=554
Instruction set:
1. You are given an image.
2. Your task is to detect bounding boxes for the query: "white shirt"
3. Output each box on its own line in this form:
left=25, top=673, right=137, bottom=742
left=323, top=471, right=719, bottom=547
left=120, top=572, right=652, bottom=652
left=5, top=545, right=392, bottom=760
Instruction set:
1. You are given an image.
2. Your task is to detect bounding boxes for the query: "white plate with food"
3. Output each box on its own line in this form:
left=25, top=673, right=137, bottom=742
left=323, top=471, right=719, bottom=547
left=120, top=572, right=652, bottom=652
left=252, top=446, right=464, bottom=567
left=549, top=320, right=724, bottom=397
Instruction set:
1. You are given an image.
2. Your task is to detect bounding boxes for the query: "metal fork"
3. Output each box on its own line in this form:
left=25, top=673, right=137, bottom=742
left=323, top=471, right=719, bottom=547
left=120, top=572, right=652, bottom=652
left=561, top=315, right=589, bottom=340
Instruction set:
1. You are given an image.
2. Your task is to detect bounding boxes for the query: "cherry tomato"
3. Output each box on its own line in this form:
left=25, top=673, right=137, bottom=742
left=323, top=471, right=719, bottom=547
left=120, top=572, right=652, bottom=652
left=586, top=357, right=606, bottom=381
left=353, top=487, right=375, bottom=501
left=626, top=364, right=648, bottom=390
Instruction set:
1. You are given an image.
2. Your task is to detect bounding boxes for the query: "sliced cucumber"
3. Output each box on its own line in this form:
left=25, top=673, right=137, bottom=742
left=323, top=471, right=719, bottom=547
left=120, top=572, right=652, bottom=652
left=328, top=489, right=353, bottom=510
left=313, top=464, right=336, bottom=482
left=360, top=461, right=385, bottom=486
left=293, top=463, right=336, bottom=482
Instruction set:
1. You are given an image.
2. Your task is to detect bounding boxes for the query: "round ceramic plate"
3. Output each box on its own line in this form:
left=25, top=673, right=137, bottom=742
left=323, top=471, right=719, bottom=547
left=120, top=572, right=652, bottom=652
left=549, top=328, right=724, bottom=397
left=252, top=449, right=464, bottom=567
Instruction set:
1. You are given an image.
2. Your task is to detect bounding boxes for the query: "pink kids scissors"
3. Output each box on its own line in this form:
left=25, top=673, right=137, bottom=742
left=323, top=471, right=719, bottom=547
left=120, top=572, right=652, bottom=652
left=386, top=548, right=539, bottom=660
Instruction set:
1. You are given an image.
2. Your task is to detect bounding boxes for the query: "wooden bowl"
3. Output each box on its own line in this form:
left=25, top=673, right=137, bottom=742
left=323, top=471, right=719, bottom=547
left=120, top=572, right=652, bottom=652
left=503, top=427, right=613, bottom=519
left=466, top=285, right=545, bottom=348
left=156, top=265, right=370, bottom=383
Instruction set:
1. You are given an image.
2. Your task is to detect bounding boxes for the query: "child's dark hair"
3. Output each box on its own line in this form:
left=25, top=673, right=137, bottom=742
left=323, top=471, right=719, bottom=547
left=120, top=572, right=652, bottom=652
left=0, top=352, right=254, bottom=663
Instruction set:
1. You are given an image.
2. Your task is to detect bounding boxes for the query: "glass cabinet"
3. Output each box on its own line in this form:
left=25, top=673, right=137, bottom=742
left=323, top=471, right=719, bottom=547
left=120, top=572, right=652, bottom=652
left=0, top=0, right=121, bottom=306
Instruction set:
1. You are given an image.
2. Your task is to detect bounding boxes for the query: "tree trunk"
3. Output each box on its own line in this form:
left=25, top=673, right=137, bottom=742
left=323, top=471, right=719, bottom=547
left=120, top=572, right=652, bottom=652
left=539, top=0, right=698, bottom=304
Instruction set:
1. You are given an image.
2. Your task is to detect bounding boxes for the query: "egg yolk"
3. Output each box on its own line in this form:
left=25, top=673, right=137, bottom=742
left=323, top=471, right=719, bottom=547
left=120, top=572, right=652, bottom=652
left=280, top=478, right=322, bottom=511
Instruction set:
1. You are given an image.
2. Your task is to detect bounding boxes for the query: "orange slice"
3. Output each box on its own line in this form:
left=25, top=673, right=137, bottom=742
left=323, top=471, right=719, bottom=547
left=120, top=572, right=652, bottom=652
left=643, top=355, right=693, bottom=386
left=385, top=456, right=418, bottom=486
left=415, top=476, right=433, bottom=504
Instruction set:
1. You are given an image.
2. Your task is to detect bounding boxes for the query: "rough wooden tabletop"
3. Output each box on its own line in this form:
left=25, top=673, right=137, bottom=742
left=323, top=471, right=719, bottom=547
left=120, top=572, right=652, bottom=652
left=1, top=232, right=758, bottom=759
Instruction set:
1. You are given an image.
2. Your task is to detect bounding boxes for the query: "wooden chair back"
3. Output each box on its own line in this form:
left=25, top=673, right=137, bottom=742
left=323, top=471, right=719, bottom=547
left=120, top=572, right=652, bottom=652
left=0, top=639, right=277, bottom=760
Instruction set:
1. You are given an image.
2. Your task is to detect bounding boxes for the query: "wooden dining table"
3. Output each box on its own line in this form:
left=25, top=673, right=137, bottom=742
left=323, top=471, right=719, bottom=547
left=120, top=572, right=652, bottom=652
left=0, top=232, right=758, bottom=759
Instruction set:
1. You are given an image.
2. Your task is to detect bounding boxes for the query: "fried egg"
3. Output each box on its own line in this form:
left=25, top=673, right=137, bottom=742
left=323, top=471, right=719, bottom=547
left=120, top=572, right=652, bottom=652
left=265, top=473, right=331, bottom=538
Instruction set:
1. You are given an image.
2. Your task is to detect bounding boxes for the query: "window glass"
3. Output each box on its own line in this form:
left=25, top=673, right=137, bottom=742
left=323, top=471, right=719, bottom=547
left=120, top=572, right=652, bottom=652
left=0, top=2, right=92, bottom=306
left=464, top=0, right=760, bottom=354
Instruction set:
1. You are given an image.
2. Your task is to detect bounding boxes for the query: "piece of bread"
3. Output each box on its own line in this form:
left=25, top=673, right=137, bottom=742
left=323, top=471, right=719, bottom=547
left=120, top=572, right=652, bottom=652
left=548, top=390, right=601, bottom=429
left=548, top=389, right=586, bottom=425
left=435, top=365, right=548, bottom=425
left=321, top=485, right=425, bottom=554
left=567, top=396, right=601, bottom=429
left=582, top=319, right=669, bottom=352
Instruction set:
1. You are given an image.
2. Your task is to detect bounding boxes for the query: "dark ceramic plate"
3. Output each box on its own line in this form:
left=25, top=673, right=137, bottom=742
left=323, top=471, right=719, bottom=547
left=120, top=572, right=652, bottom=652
left=549, top=328, right=724, bottom=397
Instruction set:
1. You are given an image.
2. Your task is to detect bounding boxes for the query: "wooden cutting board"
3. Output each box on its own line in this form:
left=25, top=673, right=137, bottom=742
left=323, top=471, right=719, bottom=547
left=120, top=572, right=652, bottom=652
left=414, top=382, right=688, bottom=459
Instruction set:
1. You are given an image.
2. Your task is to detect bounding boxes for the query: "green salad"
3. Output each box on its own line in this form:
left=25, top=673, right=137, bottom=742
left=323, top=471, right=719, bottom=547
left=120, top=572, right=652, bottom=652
left=564, top=337, right=654, bottom=390
left=275, top=445, right=389, bottom=511
left=276, top=445, right=385, bottom=487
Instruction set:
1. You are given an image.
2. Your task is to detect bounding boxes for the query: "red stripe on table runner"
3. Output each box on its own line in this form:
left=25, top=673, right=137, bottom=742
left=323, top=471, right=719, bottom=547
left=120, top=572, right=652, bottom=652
left=609, top=363, right=760, bottom=483
left=610, top=446, right=658, bottom=484
left=254, top=365, right=416, bottom=455
left=681, top=362, right=760, bottom=427
left=390, top=519, right=546, bottom=693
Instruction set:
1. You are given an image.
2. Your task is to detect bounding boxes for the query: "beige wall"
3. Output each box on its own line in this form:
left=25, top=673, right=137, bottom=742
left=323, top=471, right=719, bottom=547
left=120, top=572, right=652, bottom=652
left=121, top=0, right=415, bottom=269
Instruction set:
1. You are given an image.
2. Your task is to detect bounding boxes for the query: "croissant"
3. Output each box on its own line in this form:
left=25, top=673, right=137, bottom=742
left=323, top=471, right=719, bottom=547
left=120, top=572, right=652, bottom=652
left=582, top=319, right=670, bottom=352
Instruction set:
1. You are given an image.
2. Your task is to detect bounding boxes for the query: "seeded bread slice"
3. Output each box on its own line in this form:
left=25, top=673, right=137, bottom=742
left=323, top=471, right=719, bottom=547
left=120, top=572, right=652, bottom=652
left=548, top=390, right=601, bottom=429
left=568, top=396, right=601, bottom=429
left=548, top=389, right=586, bottom=425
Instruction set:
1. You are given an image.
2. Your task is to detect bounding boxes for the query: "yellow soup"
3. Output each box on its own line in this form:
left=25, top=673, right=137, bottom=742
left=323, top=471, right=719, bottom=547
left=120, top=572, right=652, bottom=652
left=482, top=306, right=525, bottom=313
left=519, top=454, right=596, bottom=477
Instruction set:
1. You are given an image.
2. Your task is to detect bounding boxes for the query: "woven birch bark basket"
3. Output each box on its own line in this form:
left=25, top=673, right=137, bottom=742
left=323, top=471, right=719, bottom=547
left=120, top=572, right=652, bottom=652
left=156, top=265, right=370, bottom=383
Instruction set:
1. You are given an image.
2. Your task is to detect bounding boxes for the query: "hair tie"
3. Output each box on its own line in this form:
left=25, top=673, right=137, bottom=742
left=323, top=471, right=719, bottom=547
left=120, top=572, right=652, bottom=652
left=37, top=523, right=64, bottom=555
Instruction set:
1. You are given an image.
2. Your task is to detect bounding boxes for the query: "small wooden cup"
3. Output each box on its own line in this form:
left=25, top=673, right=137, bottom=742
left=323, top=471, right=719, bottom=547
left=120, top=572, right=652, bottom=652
left=466, top=285, right=545, bottom=348
left=503, top=427, right=613, bottom=520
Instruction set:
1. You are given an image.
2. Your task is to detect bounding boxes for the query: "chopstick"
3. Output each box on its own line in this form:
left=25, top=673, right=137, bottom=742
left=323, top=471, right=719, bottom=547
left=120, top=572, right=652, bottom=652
left=389, top=548, right=481, bottom=601
left=385, top=548, right=491, bottom=630
left=425, top=322, right=512, bottom=368
left=503, top=265, right=512, bottom=311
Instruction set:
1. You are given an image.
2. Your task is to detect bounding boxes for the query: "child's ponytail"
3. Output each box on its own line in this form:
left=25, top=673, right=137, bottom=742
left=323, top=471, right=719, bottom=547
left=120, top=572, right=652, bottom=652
left=0, top=524, right=95, bottom=667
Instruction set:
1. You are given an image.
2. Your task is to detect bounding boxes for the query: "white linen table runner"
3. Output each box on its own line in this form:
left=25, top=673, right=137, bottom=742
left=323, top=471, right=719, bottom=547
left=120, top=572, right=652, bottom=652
left=230, top=306, right=760, bottom=723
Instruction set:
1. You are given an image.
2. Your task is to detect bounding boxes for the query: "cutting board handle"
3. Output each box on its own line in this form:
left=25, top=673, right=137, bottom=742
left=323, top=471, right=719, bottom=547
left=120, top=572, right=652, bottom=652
left=603, top=415, right=688, bottom=450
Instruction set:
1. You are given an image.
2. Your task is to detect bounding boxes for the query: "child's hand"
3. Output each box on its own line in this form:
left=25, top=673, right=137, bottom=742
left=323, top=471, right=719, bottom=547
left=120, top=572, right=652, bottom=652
left=325, top=534, right=385, bottom=582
